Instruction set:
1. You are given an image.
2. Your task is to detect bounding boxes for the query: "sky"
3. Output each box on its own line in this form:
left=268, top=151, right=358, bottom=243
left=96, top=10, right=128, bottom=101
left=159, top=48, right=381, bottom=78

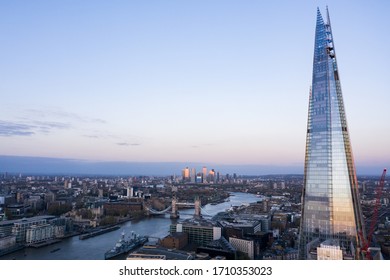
left=0, top=0, right=389, bottom=175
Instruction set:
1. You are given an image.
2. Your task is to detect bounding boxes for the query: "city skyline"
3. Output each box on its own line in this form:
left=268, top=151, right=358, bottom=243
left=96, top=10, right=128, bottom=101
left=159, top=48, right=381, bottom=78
left=0, top=154, right=385, bottom=176
left=1, top=1, right=389, bottom=175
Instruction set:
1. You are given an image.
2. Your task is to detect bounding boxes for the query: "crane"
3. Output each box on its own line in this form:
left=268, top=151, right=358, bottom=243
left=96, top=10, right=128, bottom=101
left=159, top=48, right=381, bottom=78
left=359, top=168, right=387, bottom=259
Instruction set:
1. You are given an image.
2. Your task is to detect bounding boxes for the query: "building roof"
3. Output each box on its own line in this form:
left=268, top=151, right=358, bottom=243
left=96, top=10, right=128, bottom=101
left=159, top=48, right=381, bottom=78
left=179, top=218, right=218, bottom=228
left=0, top=215, right=56, bottom=226
left=131, top=246, right=194, bottom=260
left=218, top=220, right=260, bottom=229
left=200, top=237, right=236, bottom=253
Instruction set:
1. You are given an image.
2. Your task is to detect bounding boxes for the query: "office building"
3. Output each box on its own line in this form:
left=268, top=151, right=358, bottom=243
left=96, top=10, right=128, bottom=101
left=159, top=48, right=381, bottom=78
left=208, top=169, right=215, bottom=183
left=202, top=167, right=207, bottom=183
left=229, top=237, right=255, bottom=259
left=191, top=168, right=196, bottom=183
left=298, top=8, right=365, bottom=260
left=182, top=167, right=190, bottom=182
left=170, top=219, right=221, bottom=246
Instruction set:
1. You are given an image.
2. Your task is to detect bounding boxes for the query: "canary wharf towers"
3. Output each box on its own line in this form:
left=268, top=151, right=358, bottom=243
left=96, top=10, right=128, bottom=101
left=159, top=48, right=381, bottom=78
left=298, top=8, right=365, bottom=260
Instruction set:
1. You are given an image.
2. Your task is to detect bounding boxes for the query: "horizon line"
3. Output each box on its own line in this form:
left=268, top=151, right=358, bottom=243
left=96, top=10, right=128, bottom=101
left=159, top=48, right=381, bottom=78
left=0, top=154, right=386, bottom=177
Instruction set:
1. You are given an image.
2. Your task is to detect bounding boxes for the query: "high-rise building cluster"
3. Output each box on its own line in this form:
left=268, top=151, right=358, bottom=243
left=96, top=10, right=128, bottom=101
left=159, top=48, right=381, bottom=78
left=181, top=166, right=221, bottom=184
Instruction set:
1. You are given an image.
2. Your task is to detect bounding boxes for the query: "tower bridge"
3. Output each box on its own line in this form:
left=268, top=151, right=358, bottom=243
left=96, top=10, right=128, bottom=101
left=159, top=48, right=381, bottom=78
left=145, top=196, right=212, bottom=219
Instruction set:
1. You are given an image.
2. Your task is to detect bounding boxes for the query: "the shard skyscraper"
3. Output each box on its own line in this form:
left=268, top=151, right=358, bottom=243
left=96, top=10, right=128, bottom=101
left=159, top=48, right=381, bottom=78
left=298, top=8, right=365, bottom=260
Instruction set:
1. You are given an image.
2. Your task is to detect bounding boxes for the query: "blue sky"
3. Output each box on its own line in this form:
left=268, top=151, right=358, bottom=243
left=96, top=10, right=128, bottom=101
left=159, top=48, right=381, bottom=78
left=0, top=1, right=389, bottom=175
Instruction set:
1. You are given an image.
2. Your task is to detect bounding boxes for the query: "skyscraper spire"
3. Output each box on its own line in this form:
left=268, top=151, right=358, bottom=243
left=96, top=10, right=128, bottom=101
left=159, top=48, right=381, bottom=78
left=299, top=8, right=364, bottom=260
left=326, top=6, right=331, bottom=26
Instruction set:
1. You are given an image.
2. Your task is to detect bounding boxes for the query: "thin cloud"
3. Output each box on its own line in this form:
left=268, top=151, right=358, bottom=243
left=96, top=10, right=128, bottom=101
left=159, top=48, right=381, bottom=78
left=33, top=120, right=71, bottom=130
left=83, top=134, right=123, bottom=140
left=83, top=132, right=143, bottom=146
left=82, top=133, right=114, bottom=140
left=0, top=121, right=35, bottom=136
left=190, top=144, right=215, bottom=148
left=116, top=142, right=141, bottom=146
left=83, top=135, right=100, bottom=139
left=23, top=109, right=106, bottom=124
left=117, top=142, right=130, bottom=146
left=90, top=118, right=106, bottom=124
left=0, top=120, right=70, bottom=137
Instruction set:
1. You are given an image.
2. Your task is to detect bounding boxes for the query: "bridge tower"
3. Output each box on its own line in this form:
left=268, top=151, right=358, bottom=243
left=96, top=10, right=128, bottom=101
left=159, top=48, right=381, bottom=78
left=194, top=196, right=202, bottom=219
left=170, top=196, right=179, bottom=219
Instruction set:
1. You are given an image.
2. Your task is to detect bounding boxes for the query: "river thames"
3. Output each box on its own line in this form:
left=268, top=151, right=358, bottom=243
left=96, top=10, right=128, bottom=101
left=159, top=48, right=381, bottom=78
left=0, top=192, right=261, bottom=260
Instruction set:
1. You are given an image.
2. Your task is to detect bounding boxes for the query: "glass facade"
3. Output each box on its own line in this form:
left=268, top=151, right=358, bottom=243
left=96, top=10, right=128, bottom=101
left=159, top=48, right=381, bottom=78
left=298, top=8, right=364, bottom=260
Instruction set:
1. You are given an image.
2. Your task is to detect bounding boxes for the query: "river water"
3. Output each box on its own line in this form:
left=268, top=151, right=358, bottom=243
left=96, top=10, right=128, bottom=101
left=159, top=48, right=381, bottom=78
left=0, top=192, right=261, bottom=260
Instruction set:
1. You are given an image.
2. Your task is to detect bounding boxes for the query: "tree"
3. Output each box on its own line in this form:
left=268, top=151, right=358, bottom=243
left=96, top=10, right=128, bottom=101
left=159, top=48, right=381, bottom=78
left=48, top=203, right=72, bottom=216
left=99, top=216, right=116, bottom=226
